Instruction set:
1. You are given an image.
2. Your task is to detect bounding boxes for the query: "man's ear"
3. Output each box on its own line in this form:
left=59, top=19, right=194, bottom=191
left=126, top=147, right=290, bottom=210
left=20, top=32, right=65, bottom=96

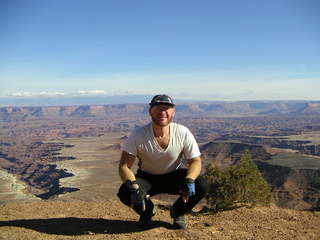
left=172, top=107, right=176, bottom=117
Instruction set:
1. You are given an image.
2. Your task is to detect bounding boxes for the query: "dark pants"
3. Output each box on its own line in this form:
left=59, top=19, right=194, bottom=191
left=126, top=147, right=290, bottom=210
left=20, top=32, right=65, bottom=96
left=117, top=168, right=208, bottom=218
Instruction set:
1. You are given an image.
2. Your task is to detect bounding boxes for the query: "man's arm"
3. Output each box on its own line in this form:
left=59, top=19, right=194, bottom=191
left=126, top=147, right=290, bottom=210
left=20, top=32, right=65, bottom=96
left=186, top=156, right=202, bottom=180
left=118, top=150, right=137, bottom=183
left=180, top=156, right=202, bottom=203
left=118, top=151, right=147, bottom=210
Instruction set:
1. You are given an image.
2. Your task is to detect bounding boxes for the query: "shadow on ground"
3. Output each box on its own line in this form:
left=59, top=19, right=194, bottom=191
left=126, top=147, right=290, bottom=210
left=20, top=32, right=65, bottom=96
left=0, top=217, right=173, bottom=235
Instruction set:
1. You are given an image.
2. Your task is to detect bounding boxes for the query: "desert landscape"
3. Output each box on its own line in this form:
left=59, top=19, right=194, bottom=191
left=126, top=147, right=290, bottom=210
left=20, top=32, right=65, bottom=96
left=1, top=101, right=320, bottom=239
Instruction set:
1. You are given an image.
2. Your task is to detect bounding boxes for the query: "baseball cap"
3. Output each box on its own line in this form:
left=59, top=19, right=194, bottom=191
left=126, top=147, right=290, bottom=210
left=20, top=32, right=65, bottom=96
left=149, top=94, right=175, bottom=107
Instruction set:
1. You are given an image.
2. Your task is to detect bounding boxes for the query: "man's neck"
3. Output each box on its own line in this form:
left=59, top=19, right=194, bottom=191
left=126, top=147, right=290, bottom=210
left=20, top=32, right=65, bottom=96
left=152, top=122, right=170, bottom=138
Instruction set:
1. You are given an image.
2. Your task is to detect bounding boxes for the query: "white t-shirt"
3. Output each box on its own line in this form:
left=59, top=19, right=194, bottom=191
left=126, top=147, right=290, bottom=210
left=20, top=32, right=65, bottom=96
left=122, top=122, right=201, bottom=175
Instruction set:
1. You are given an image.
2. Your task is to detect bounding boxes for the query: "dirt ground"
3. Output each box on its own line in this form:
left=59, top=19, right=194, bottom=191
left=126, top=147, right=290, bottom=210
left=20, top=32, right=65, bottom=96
left=0, top=199, right=319, bottom=240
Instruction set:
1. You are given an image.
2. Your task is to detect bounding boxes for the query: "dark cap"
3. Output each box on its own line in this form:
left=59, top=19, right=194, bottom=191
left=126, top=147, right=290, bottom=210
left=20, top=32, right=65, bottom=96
left=149, top=94, right=175, bottom=107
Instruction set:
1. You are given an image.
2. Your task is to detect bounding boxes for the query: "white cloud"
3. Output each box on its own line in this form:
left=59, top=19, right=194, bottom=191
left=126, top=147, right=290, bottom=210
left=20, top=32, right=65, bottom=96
left=9, top=92, right=66, bottom=97
left=8, top=90, right=109, bottom=97
left=77, top=90, right=107, bottom=95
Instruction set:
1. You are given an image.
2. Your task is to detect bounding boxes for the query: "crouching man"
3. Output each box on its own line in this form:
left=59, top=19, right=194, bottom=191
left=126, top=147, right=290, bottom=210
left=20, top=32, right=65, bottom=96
left=117, top=94, right=208, bottom=229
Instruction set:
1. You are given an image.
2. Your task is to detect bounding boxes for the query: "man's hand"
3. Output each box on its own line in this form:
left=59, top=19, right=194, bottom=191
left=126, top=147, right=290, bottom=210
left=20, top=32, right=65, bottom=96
left=125, top=180, right=146, bottom=210
left=180, top=178, right=196, bottom=203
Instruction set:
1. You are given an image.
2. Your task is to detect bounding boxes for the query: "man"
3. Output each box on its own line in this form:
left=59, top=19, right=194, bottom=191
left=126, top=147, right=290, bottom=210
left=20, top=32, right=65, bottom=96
left=117, top=94, right=208, bottom=229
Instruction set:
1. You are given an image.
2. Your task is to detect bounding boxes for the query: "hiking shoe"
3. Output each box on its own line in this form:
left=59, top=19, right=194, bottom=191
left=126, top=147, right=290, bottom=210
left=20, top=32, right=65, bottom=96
left=170, top=207, right=187, bottom=229
left=138, top=204, right=157, bottom=228
left=172, top=215, right=187, bottom=229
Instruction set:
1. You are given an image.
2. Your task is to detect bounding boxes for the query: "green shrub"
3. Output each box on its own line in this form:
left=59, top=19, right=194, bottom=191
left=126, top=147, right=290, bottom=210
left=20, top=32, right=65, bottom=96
left=204, top=150, right=272, bottom=211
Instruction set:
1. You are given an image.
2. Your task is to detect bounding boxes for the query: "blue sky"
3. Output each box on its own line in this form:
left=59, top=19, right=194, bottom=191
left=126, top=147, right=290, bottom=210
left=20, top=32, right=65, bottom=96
left=1, top=0, right=319, bottom=101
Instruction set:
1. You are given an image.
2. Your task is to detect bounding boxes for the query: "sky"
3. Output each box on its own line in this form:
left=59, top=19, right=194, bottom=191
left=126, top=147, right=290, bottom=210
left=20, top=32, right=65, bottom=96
left=1, top=0, right=320, bottom=101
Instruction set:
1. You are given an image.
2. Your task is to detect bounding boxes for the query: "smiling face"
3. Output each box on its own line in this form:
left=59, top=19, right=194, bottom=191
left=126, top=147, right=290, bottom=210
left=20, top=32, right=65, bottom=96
left=149, top=104, right=176, bottom=127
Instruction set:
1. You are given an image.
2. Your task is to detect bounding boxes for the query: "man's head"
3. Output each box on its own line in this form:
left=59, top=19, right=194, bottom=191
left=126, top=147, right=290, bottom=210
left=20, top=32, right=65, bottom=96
left=149, top=94, right=176, bottom=127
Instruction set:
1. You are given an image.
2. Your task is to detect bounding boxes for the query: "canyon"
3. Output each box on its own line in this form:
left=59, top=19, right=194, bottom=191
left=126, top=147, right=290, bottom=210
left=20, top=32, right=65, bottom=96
left=0, top=101, right=320, bottom=211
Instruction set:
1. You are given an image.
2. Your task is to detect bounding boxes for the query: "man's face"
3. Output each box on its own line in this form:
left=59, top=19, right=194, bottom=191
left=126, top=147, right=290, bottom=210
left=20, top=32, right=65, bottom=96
left=149, top=104, right=176, bottom=127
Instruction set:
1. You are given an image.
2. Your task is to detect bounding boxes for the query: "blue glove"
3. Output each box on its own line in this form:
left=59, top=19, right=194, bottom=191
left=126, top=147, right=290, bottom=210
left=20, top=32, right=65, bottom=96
left=181, top=178, right=196, bottom=200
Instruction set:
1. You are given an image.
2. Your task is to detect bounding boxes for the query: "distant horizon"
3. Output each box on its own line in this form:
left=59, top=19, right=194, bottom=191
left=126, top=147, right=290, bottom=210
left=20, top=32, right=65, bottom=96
left=0, top=94, right=319, bottom=107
